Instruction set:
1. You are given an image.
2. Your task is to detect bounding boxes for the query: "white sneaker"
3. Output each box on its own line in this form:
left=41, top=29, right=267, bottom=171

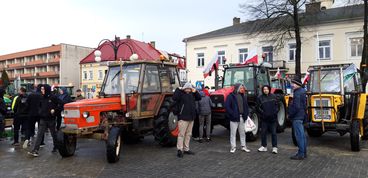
left=230, top=148, right=236, bottom=153
left=23, top=140, right=29, bottom=149
left=241, top=146, right=251, bottom=153
left=258, top=146, right=267, bottom=152
left=272, top=147, right=278, bottom=154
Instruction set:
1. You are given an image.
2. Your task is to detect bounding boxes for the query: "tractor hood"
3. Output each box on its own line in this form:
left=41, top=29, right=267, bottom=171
left=210, top=86, right=234, bottom=100
left=64, top=97, right=125, bottom=112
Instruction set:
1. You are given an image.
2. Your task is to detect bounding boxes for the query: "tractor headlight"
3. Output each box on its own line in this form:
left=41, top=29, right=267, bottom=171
left=82, top=111, right=90, bottom=118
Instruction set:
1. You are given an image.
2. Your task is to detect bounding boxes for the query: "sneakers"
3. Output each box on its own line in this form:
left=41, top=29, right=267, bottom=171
left=290, top=154, right=304, bottom=160
left=241, top=146, right=251, bottom=153
left=177, top=150, right=183, bottom=158
left=11, top=142, right=20, bottom=146
left=272, top=147, right=278, bottom=154
left=23, top=140, right=30, bottom=149
left=184, top=150, right=195, bottom=155
left=52, top=147, right=58, bottom=153
left=40, top=143, right=46, bottom=148
left=230, top=148, right=236, bottom=153
left=258, top=146, right=268, bottom=152
left=28, top=151, right=39, bottom=157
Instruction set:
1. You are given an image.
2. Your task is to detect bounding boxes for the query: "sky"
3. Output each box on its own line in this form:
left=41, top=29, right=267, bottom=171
left=0, top=0, right=246, bottom=56
left=0, top=0, right=350, bottom=56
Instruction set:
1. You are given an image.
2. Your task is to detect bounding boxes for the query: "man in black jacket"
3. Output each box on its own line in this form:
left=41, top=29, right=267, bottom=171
left=28, top=84, right=59, bottom=157
left=173, top=82, right=201, bottom=158
left=257, top=85, right=279, bottom=154
left=12, top=87, right=29, bottom=146
left=0, top=88, right=7, bottom=141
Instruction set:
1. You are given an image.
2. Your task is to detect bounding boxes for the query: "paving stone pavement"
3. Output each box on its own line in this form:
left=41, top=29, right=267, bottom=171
left=0, top=126, right=368, bottom=178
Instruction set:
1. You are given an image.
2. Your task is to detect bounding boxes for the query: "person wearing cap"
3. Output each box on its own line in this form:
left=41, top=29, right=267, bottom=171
left=75, top=89, right=85, bottom=101
left=173, top=82, right=201, bottom=158
left=289, top=77, right=307, bottom=160
left=225, top=83, right=251, bottom=153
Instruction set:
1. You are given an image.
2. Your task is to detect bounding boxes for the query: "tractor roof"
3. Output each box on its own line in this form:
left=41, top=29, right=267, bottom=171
left=107, top=60, right=178, bottom=67
left=308, top=63, right=355, bottom=71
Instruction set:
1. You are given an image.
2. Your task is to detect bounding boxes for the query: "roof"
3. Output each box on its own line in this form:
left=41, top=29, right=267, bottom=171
left=183, top=4, right=365, bottom=42
left=0, top=44, right=61, bottom=61
left=80, top=38, right=163, bottom=64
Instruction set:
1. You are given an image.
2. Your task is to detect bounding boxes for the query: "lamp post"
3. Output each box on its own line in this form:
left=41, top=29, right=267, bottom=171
left=94, top=35, right=139, bottom=105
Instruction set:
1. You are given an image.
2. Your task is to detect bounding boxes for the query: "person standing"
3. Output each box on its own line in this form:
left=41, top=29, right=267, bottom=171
left=225, top=83, right=251, bottom=153
left=257, top=85, right=279, bottom=154
left=288, top=77, right=307, bottom=160
left=198, top=91, right=213, bottom=142
left=173, top=82, right=201, bottom=158
left=56, top=87, right=72, bottom=131
left=12, top=88, right=29, bottom=146
left=75, top=89, right=85, bottom=101
left=28, top=84, right=59, bottom=157
left=0, top=88, right=7, bottom=141
left=24, top=84, right=43, bottom=149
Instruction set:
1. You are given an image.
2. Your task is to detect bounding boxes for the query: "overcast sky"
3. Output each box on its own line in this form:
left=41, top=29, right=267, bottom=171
left=0, top=0, right=349, bottom=56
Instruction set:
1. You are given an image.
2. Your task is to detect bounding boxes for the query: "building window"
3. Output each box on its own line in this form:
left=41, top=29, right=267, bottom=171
left=197, top=53, right=204, bottom=67
left=83, top=71, right=87, bottom=80
left=262, top=46, right=273, bottom=62
left=318, top=40, right=331, bottom=60
left=239, top=48, right=248, bottom=63
left=350, top=37, right=363, bottom=57
left=89, top=71, right=93, bottom=80
left=98, top=70, right=103, bottom=80
left=217, top=51, right=226, bottom=65
left=288, top=43, right=296, bottom=62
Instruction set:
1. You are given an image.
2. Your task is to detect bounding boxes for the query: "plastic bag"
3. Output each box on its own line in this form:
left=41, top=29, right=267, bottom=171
left=244, top=116, right=256, bottom=133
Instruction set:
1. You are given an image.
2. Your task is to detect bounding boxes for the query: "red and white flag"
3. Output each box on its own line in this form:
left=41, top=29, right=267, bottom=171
left=203, top=54, right=219, bottom=78
left=242, top=49, right=258, bottom=65
left=303, top=71, right=310, bottom=84
left=274, top=68, right=281, bottom=79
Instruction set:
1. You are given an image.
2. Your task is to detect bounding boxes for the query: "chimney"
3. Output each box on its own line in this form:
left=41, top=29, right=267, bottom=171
left=150, top=41, right=156, bottom=48
left=233, top=17, right=240, bottom=25
left=126, top=35, right=131, bottom=39
left=305, top=1, right=321, bottom=14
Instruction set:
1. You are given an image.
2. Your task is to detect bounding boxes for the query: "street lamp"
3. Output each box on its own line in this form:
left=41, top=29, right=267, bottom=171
left=94, top=35, right=138, bottom=105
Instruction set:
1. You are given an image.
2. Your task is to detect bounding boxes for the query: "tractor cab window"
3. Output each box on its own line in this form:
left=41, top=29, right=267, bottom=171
left=310, top=69, right=341, bottom=93
left=159, top=66, right=180, bottom=93
left=256, top=68, right=270, bottom=92
left=223, top=67, right=254, bottom=91
left=103, top=64, right=141, bottom=95
left=143, top=65, right=161, bottom=93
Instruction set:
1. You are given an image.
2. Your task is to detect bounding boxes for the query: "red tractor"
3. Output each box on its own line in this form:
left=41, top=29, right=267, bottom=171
left=210, top=63, right=287, bottom=141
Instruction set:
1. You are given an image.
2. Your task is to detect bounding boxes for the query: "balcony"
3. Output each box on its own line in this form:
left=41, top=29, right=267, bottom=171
left=48, top=56, right=60, bottom=64
left=25, top=60, right=46, bottom=67
left=37, top=71, right=59, bottom=77
left=8, top=63, right=24, bottom=69
left=14, top=73, right=34, bottom=79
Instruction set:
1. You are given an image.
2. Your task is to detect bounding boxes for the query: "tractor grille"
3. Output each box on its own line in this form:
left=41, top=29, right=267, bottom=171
left=210, top=95, right=225, bottom=108
left=313, top=98, right=332, bottom=120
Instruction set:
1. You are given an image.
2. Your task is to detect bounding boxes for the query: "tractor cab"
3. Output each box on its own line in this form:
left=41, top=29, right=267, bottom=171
left=305, top=63, right=368, bottom=151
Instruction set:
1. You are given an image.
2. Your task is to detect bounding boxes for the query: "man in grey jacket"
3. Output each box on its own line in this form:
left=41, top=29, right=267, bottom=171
left=198, top=91, right=213, bottom=142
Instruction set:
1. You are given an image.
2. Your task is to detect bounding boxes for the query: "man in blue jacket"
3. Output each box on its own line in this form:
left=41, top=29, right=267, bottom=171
left=225, top=83, right=250, bottom=153
left=288, top=77, right=307, bottom=160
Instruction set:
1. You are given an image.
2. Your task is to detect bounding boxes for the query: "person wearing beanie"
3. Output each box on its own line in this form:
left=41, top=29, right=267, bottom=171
left=173, top=82, right=201, bottom=158
left=256, top=85, right=279, bottom=154
left=288, top=77, right=307, bottom=160
left=225, top=83, right=251, bottom=153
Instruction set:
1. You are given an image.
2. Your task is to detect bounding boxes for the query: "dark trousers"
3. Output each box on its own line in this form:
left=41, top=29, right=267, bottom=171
left=32, top=119, right=57, bottom=151
left=24, top=116, right=38, bottom=140
left=261, top=120, right=277, bottom=147
left=56, top=114, right=62, bottom=131
left=0, top=116, right=4, bottom=137
left=13, top=116, right=25, bottom=143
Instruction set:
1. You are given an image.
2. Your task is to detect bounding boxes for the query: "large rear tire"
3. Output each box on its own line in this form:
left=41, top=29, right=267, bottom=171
left=106, top=127, right=122, bottom=163
left=350, top=120, right=360, bottom=152
left=276, top=99, right=286, bottom=133
left=362, top=104, right=368, bottom=140
left=153, top=97, right=177, bottom=147
left=246, top=108, right=259, bottom=142
left=56, top=131, right=77, bottom=157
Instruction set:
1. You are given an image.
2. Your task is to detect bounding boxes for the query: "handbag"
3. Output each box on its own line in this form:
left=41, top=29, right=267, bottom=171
left=244, top=116, right=257, bottom=133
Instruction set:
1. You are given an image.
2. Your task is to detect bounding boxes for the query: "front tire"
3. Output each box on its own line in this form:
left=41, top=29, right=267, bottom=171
left=56, top=131, right=77, bottom=157
left=350, top=120, right=360, bottom=152
left=106, top=127, right=122, bottom=163
left=246, top=108, right=259, bottom=142
left=153, top=97, right=177, bottom=147
left=276, top=99, right=286, bottom=133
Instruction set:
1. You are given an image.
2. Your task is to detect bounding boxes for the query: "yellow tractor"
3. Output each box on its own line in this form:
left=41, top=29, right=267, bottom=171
left=305, top=63, right=368, bottom=151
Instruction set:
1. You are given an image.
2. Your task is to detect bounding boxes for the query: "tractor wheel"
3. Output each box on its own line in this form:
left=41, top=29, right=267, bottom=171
left=350, top=120, right=361, bottom=152
left=153, top=97, right=177, bottom=147
left=246, top=108, right=259, bottom=142
left=362, top=104, right=368, bottom=140
left=276, top=99, right=286, bottom=133
left=291, top=126, right=297, bottom=146
left=56, top=131, right=77, bottom=157
left=307, top=128, right=323, bottom=137
left=106, top=127, right=122, bottom=163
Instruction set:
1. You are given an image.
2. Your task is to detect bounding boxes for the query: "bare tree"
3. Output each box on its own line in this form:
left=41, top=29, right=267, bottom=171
left=241, top=0, right=308, bottom=79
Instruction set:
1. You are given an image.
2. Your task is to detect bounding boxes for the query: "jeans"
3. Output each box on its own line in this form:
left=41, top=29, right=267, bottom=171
left=199, top=114, right=211, bottom=139
left=292, top=119, right=307, bottom=157
left=230, top=115, right=246, bottom=149
left=261, top=121, right=277, bottom=147
left=32, top=119, right=57, bottom=151
left=177, top=120, right=194, bottom=151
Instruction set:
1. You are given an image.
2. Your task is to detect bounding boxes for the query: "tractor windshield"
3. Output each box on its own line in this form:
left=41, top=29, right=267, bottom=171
left=102, top=64, right=141, bottom=95
left=223, top=67, right=255, bottom=90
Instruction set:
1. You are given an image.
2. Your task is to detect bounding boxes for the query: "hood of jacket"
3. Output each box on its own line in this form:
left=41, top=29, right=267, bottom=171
left=232, top=83, right=244, bottom=94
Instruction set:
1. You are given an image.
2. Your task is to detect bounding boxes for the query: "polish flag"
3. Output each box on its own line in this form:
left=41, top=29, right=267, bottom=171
left=203, top=54, right=219, bottom=78
left=242, top=49, right=258, bottom=65
left=303, top=71, right=310, bottom=84
left=274, top=68, right=281, bottom=79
